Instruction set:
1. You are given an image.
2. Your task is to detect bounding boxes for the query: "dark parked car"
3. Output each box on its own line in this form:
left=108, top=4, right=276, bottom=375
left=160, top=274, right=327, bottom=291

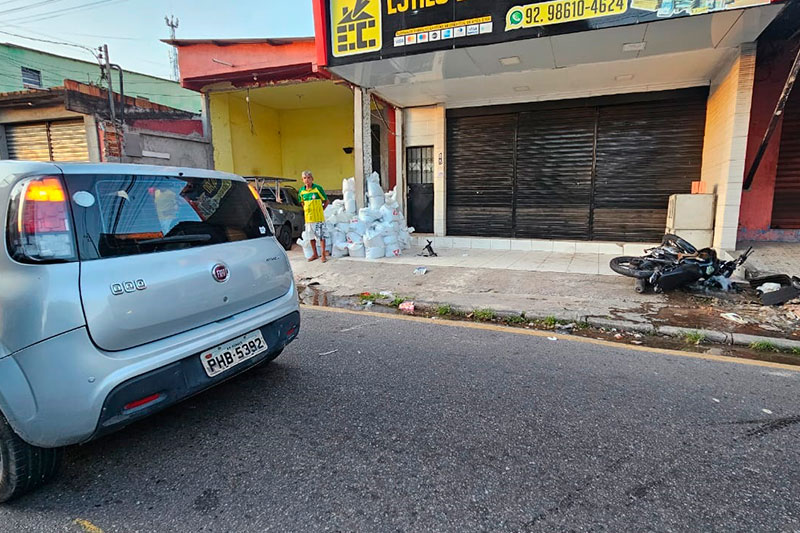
left=261, top=186, right=304, bottom=250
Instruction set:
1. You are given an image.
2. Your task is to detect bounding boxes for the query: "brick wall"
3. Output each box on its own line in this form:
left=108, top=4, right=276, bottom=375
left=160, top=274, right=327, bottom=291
left=700, top=44, right=757, bottom=250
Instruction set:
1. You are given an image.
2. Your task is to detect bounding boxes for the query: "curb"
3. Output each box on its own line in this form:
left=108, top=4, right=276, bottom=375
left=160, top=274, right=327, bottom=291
left=411, top=300, right=800, bottom=351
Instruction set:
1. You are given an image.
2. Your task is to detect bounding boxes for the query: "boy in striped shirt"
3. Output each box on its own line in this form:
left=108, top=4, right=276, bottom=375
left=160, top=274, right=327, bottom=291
left=298, top=170, right=330, bottom=263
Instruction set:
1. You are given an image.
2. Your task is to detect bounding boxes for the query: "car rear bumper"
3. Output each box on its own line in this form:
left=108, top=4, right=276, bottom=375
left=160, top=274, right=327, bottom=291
left=0, top=283, right=300, bottom=448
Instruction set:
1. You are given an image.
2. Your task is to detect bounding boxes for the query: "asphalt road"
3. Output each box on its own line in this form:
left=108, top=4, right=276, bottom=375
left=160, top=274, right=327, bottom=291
left=2, top=308, right=800, bottom=533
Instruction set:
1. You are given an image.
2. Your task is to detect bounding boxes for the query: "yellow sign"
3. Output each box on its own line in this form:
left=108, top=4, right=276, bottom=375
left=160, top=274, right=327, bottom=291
left=506, top=0, right=627, bottom=30
left=331, top=0, right=382, bottom=57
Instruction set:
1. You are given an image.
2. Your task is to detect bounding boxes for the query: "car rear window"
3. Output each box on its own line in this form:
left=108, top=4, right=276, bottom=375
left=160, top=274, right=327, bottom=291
left=64, top=174, right=272, bottom=260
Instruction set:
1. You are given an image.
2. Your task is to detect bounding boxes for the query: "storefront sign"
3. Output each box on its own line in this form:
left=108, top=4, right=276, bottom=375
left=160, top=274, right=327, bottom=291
left=323, top=0, right=775, bottom=66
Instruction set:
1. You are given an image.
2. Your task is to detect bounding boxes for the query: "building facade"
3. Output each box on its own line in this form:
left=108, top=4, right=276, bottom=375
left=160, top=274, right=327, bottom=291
left=313, top=0, right=788, bottom=251
left=0, top=43, right=202, bottom=114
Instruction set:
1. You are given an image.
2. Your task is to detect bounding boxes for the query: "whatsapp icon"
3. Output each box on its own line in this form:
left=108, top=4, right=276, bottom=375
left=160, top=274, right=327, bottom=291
left=509, top=9, right=524, bottom=25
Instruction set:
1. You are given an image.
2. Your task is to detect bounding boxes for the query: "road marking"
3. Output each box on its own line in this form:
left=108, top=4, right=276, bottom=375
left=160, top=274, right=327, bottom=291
left=74, top=519, right=104, bottom=533
left=303, top=305, right=800, bottom=373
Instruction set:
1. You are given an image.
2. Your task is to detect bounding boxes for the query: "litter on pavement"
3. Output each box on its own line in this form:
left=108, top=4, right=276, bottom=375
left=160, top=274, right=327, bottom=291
left=398, top=302, right=415, bottom=314
left=413, top=267, right=428, bottom=276
left=318, top=350, right=338, bottom=356
left=720, top=312, right=747, bottom=325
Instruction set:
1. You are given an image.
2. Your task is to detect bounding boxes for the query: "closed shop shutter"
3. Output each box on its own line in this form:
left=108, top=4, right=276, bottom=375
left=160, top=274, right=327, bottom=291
left=49, top=120, right=89, bottom=161
left=6, top=123, right=50, bottom=161
left=771, top=90, right=800, bottom=229
left=515, top=107, right=596, bottom=240
left=446, top=89, right=707, bottom=241
left=593, top=95, right=707, bottom=241
left=5, top=119, right=89, bottom=162
left=447, top=114, right=516, bottom=237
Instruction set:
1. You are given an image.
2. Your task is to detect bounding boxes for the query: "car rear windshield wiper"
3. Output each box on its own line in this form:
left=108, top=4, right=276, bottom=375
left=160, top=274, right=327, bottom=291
left=138, top=234, right=212, bottom=245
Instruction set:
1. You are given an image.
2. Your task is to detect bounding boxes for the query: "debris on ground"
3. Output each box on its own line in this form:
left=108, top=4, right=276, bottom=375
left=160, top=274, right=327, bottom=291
left=379, top=291, right=394, bottom=298
left=757, top=283, right=783, bottom=295
left=721, top=312, right=747, bottom=325
left=556, top=323, right=575, bottom=332
left=413, top=267, right=428, bottom=276
left=762, top=409, right=773, bottom=415
left=418, top=240, right=438, bottom=258
left=398, top=301, right=415, bottom=314
left=614, top=333, right=623, bottom=340
left=318, top=350, right=339, bottom=356
left=547, top=337, right=558, bottom=341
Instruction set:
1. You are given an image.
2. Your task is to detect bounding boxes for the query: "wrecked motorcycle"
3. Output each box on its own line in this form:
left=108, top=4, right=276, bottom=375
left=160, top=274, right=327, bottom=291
left=610, top=234, right=753, bottom=293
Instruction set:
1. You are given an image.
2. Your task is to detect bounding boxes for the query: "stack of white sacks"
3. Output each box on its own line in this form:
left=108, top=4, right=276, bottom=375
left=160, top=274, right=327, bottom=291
left=297, top=172, right=414, bottom=260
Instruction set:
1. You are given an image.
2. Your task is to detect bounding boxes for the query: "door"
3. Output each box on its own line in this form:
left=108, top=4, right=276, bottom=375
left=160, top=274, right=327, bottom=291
left=447, top=115, right=516, bottom=237
left=407, top=146, right=434, bottom=233
left=446, top=88, right=708, bottom=241
left=5, top=120, right=89, bottom=161
left=771, top=87, right=800, bottom=229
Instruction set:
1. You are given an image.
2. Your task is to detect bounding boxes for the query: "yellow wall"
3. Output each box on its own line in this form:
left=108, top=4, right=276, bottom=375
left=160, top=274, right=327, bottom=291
left=209, top=91, right=354, bottom=191
left=279, top=105, right=354, bottom=191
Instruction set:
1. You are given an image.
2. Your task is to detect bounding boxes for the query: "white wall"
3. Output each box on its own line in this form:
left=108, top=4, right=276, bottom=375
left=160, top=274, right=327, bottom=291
left=404, top=105, right=446, bottom=235
left=700, top=44, right=757, bottom=250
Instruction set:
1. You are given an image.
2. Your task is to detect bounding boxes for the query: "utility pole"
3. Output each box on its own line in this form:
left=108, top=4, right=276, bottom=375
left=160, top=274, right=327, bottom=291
left=99, top=44, right=124, bottom=161
left=165, top=15, right=180, bottom=81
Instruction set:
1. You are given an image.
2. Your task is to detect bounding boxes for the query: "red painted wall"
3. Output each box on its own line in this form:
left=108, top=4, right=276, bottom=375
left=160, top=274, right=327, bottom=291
left=131, top=119, right=203, bottom=136
left=175, top=40, right=319, bottom=90
left=739, top=33, right=800, bottom=242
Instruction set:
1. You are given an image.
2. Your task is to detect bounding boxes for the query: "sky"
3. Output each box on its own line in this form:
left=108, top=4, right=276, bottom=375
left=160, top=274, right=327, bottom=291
left=0, top=0, right=316, bottom=79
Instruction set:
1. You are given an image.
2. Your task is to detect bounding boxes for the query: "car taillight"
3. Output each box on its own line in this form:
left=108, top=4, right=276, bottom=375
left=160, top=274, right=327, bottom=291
left=6, top=175, right=76, bottom=263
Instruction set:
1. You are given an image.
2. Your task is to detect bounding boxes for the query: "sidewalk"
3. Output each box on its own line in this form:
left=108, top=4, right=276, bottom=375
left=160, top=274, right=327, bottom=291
left=290, top=246, right=800, bottom=345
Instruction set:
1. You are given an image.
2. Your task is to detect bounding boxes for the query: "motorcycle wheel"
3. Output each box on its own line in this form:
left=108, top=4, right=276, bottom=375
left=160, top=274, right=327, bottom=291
left=609, top=256, right=656, bottom=279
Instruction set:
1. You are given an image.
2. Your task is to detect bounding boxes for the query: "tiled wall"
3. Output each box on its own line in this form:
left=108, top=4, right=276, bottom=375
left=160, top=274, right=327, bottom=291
left=700, top=44, right=757, bottom=251
left=404, top=105, right=446, bottom=235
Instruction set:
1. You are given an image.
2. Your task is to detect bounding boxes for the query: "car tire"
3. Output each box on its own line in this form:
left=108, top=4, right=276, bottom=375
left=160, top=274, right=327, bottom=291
left=278, top=224, right=293, bottom=251
left=0, top=414, right=62, bottom=503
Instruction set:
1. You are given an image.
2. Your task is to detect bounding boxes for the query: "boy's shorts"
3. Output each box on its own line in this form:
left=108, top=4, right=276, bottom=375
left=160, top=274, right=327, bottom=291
left=305, top=222, right=329, bottom=241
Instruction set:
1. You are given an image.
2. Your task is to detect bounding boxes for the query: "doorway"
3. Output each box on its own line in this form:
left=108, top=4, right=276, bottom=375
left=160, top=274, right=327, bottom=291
left=407, top=145, right=434, bottom=233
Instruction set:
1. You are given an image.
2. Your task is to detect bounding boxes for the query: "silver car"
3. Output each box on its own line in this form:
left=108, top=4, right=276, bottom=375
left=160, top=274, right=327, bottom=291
left=0, top=161, right=300, bottom=502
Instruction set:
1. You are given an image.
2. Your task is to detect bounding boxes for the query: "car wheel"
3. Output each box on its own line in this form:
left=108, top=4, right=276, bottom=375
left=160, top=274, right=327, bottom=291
left=0, top=414, right=62, bottom=503
left=278, top=224, right=293, bottom=251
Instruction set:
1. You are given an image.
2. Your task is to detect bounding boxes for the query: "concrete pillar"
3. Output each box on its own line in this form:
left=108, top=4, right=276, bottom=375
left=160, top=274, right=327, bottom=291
left=395, top=106, right=405, bottom=213
left=433, top=104, right=447, bottom=237
left=83, top=115, right=101, bottom=162
left=354, top=87, right=372, bottom=210
left=699, top=43, right=757, bottom=251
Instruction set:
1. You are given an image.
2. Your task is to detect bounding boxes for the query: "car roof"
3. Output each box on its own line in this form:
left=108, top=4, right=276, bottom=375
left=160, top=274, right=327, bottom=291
left=0, top=161, right=242, bottom=181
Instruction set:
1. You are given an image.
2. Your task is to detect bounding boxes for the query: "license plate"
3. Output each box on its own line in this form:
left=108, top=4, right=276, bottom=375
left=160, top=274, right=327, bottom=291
left=200, top=330, right=268, bottom=377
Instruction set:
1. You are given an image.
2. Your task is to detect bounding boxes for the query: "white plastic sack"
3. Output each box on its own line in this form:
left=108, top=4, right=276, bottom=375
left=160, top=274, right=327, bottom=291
left=379, top=204, right=401, bottom=223
left=348, top=242, right=366, bottom=258
left=342, top=177, right=355, bottom=192
left=335, top=222, right=351, bottom=233
left=346, top=232, right=362, bottom=244
left=358, top=208, right=380, bottom=224
left=385, top=244, right=401, bottom=258
left=344, top=191, right=357, bottom=215
left=368, top=194, right=385, bottom=211
left=383, top=232, right=398, bottom=245
left=363, top=234, right=385, bottom=249
left=351, top=221, right=367, bottom=235
left=366, top=246, right=385, bottom=260
left=331, top=246, right=348, bottom=259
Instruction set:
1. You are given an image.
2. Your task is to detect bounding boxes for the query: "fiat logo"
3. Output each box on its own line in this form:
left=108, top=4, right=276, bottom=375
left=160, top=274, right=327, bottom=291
left=212, top=263, right=229, bottom=283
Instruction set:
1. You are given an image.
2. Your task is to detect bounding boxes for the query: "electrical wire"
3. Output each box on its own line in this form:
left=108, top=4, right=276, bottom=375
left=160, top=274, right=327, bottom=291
left=0, top=0, right=70, bottom=17
left=0, top=28, right=99, bottom=60
left=4, top=0, right=129, bottom=25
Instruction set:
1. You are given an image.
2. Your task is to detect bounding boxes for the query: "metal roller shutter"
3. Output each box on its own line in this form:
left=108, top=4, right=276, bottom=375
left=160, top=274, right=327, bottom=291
left=515, top=108, right=596, bottom=240
left=447, top=114, right=516, bottom=237
left=446, top=89, right=708, bottom=241
left=6, top=123, right=50, bottom=161
left=5, top=120, right=89, bottom=162
left=49, top=120, right=89, bottom=161
left=771, top=90, right=800, bottom=229
left=593, top=96, right=707, bottom=241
